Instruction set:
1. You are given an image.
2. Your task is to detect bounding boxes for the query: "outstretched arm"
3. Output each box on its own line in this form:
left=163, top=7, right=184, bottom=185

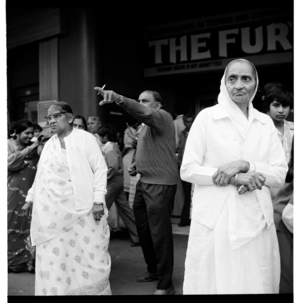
left=94, top=86, right=167, bottom=132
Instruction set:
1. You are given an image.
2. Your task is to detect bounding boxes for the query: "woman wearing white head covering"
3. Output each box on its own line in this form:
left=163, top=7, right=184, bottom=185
left=180, top=59, right=288, bottom=294
left=22, top=102, right=111, bottom=295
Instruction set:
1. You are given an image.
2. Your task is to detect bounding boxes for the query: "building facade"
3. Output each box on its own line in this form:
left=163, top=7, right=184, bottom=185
left=6, top=4, right=293, bottom=134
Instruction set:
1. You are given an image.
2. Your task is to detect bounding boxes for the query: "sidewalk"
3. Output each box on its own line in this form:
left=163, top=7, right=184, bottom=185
left=7, top=217, right=189, bottom=296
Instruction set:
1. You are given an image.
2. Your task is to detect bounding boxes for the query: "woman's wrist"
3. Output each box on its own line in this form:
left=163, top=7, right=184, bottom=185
left=93, top=202, right=104, bottom=209
left=240, top=160, right=250, bottom=172
left=229, top=175, right=237, bottom=186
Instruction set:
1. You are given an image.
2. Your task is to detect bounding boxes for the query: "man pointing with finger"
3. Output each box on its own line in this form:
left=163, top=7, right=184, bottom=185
left=95, top=86, right=178, bottom=295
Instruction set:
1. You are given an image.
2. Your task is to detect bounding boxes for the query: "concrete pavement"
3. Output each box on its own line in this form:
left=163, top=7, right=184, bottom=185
left=7, top=217, right=189, bottom=296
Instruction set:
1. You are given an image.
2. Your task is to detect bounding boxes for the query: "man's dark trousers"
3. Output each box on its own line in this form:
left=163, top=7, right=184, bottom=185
left=133, top=180, right=177, bottom=290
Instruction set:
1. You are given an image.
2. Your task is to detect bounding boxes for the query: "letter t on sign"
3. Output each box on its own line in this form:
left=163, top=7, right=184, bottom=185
left=149, top=39, right=169, bottom=64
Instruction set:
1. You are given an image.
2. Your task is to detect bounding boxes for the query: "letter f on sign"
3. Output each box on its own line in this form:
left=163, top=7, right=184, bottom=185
left=219, top=29, right=239, bottom=57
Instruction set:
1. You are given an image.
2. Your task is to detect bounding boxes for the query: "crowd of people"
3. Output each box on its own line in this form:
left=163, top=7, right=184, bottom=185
left=7, top=58, right=293, bottom=295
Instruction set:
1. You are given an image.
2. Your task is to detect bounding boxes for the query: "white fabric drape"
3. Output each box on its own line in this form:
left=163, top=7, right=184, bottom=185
left=181, top=59, right=286, bottom=294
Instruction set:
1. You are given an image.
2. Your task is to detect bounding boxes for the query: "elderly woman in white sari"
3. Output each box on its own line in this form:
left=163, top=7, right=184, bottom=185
left=180, top=58, right=288, bottom=294
left=22, top=101, right=111, bottom=295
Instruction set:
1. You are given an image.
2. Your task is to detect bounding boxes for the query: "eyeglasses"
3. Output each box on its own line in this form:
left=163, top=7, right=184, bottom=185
left=44, top=111, right=67, bottom=122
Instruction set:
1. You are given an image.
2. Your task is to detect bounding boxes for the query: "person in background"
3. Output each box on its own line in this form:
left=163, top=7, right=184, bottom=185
left=127, top=123, right=143, bottom=208
left=22, top=101, right=111, bottom=295
left=262, top=82, right=293, bottom=164
left=261, top=82, right=294, bottom=201
left=98, top=126, right=140, bottom=247
left=8, top=120, right=17, bottom=139
left=95, top=87, right=178, bottom=295
left=87, top=116, right=103, bottom=148
left=180, top=58, right=287, bottom=294
left=282, top=198, right=293, bottom=234
left=173, top=112, right=185, bottom=150
left=8, top=119, right=40, bottom=273
left=122, top=120, right=140, bottom=199
left=32, top=123, right=43, bottom=138
left=31, top=124, right=47, bottom=156
left=172, top=111, right=186, bottom=218
left=273, top=139, right=293, bottom=293
left=116, top=131, right=124, bottom=152
left=177, top=113, right=194, bottom=227
left=73, top=114, right=88, bottom=131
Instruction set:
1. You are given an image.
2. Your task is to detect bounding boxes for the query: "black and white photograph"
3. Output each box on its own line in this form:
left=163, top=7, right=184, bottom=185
left=4, top=0, right=296, bottom=300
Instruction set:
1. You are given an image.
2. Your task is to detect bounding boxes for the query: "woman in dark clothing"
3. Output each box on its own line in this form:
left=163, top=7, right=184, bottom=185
left=8, top=119, right=40, bottom=272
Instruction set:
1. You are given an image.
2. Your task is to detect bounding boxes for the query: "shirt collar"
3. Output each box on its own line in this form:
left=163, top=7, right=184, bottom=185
left=212, top=104, right=268, bottom=124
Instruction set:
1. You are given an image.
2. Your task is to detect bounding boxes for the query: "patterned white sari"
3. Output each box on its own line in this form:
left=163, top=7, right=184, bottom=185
left=31, top=141, right=111, bottom=295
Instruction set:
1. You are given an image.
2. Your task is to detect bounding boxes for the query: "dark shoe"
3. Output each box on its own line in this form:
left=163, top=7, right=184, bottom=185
left=136, top=272, right=158, bottom=282
left=130, top=241, right=141, bottom=247
left=178, top=221, right=190, bottom=227
left=110, top=229, right=123, bottom=239
left=153, top=284, right=175, bottom=295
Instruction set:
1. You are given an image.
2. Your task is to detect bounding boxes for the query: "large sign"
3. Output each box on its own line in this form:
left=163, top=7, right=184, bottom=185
left=143, top=7, right=293, bottom=77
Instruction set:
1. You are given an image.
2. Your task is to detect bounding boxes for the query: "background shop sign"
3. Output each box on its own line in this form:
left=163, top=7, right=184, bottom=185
left=143, top=7, right=293, bottom=77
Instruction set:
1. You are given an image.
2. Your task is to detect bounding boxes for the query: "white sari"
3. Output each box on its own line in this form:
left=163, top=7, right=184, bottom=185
left=29, top=132, right=111, bottom=295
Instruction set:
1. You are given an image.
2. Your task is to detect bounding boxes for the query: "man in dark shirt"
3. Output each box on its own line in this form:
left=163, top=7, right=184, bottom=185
left=95, top=86, right=178, bottom=295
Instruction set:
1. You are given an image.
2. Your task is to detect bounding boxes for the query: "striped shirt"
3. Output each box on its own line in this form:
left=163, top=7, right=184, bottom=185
left=276, top=120, right=294, bottom=164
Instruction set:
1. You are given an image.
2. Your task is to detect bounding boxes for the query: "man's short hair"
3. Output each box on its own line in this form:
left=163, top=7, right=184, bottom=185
left=143, top=90, right=163, bottom=104
left=52, top=101, right=73, bottom=114
left=98, top=126, right=115, bottom=141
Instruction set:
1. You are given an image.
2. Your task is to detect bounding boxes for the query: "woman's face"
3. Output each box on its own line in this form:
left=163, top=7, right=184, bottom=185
left=267, top=100, right=290, bottom=122
left=73, top=118, right=85, bottom=130
left=47, top=105, right=72, bottom=135
left=18, top=127, right=34, bottom=145
left=34, top=129, right=41, bottom=138
left=225, top=61, right=256, bottom=105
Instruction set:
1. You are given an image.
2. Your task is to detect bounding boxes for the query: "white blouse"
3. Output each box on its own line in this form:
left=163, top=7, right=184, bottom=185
left=180, top=104, right=288, bottom=239
left=26, top=128, right=108, bottom=211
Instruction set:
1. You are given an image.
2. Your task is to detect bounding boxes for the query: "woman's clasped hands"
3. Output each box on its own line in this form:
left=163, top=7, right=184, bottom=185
left=234, top=172, right=266, bottom=194
left=212, top=160, right=266, bottom=194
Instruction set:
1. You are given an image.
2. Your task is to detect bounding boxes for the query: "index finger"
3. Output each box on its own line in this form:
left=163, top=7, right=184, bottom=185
left=94, top=86, right=105, bottom=96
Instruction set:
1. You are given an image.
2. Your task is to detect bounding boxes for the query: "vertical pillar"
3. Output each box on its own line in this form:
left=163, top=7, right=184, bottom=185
left=58, top=8, right=105, bottom=123
left=39, top=38, right=59, bottom=101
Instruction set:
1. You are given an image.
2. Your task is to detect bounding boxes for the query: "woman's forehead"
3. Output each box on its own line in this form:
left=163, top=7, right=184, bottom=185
left=225, top=60, right=255, bottom=77
left=48, top=105, right=61, bottom=113
left=23, top=127, right=34, bottom=132
left=74, top=118, right=83, bottom=124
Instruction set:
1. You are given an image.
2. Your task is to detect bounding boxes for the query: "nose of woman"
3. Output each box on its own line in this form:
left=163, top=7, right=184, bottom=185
left=277, top=105, right=284, bottom=113
left=234, top=78, right=244, bottom=89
